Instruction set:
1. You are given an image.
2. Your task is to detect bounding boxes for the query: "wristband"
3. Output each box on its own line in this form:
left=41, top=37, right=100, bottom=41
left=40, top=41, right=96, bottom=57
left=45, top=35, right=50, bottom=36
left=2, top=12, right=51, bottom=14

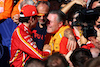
left=44, top=50, right=51, bottom=53
left=81, top=44, right=86, bottom=47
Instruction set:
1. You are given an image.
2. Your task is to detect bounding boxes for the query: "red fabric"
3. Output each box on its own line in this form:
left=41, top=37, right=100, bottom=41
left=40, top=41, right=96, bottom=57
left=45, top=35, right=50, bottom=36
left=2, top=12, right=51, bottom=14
left=60, top=37, right=69, bottom=54
left=21, top=5, right=37, bottom=17
left=72, top=29, right=80, bottom=40
left=81, top=42, right=95, bottom=50
left=10, top=23, right=50, bottom=67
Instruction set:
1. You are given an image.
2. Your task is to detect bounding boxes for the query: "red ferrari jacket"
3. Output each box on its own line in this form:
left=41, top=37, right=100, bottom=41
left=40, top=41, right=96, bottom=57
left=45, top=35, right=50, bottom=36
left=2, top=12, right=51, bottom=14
left=81, top=41, right=95, bottom=50
left=9, top=23, right=50, bottom=67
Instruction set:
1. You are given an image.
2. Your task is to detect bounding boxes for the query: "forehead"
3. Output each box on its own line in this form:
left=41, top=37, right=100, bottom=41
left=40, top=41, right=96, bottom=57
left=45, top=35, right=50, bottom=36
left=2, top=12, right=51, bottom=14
left=37, top=3, right=49, bottom=14
left=47, top=14, right=58, bottom=21
left=88, top=36, right=96, bottom=41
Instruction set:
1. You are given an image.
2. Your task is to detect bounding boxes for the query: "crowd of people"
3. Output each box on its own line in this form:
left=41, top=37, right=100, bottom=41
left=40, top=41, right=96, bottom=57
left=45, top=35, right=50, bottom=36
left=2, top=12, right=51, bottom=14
left=0, top=0, right=100, bottom=67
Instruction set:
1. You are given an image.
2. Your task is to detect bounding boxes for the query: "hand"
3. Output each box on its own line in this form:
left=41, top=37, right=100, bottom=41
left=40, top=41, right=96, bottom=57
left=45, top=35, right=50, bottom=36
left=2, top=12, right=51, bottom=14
left=13, top=14, right=20, bottom=24
left=67, top=35, right=77, bottom=51
left=74, top=0, right=86, bottom=7
left=94, top=26, right=100, bottom=41
left=94, top=26, right=100, bottom=37
left=43, top=44, right=51, bottom=51
left=80, top=35, right=87, bottom=45
left=64, top=28, right=76, bottom=51
left=90, top=48, right=100, bottom=58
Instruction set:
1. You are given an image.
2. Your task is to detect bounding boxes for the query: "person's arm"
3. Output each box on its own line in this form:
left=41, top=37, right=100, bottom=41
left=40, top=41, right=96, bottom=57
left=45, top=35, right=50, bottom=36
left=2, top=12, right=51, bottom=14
left=61, top=0, right=86, bottom=14
left=0, top=0, right=13, bottom=20
left=11, top=1, right=21, bottom=19
left=11, top=1, right=21, bottom=24
left=15, top=27, right=51, bottom=60
left=61, top=0, right=77, bottom=14
left=64, top=27, right=77, bottom=51
left=80, top=35, right=87, bottom=45
left=60, top=37, right=69, bottom=54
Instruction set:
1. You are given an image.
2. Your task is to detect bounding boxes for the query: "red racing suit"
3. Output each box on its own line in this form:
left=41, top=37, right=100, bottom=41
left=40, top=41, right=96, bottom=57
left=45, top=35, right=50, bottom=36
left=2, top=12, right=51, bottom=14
left=9, top=23, right=50, bottom=67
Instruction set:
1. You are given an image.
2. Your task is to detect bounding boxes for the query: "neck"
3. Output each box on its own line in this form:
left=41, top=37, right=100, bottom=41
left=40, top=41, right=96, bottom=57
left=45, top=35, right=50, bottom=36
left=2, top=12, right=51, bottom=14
left=39, top=23, right=43, bottom=28
left=39, top=23, right=46, bottom=28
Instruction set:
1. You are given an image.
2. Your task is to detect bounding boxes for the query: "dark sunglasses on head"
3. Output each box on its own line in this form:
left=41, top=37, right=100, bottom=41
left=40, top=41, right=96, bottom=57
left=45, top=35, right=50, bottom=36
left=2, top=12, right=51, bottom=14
left=37, top=13, right=48, bottom=17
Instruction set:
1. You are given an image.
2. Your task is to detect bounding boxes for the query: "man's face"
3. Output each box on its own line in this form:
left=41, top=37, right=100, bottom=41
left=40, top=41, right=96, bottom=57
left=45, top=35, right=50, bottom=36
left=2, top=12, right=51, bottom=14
left=37, top=3, right=49, bottom=24
left=47, top=13, right=61, bottom=34
left=31, top=16, right=38, bottom=28
left=89, top=36, right=100, bottom=49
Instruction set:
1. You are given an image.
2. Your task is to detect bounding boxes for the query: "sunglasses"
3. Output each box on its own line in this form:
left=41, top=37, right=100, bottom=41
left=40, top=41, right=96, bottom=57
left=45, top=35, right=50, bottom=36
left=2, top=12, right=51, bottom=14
left=37, top=13, right=48, bottom=17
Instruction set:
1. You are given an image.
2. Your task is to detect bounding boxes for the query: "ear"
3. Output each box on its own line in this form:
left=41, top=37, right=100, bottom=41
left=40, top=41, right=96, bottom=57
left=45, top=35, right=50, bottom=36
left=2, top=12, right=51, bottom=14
left=88, top=37, right=91, bottom=41
left=58, top=21, right=63, bottom=27
left=69, top=21, right=72, bottom=26
left=28, top=16, right=33, bottom=23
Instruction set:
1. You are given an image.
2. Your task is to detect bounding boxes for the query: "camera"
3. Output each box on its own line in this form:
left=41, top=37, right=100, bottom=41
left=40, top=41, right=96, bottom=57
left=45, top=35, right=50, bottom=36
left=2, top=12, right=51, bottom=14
left=72, top=9, right=99, bottom=39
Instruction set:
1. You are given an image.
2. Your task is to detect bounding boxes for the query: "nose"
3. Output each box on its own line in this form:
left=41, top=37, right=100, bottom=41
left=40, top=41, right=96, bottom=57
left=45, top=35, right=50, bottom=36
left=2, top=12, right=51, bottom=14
left=40, top=16, right=44, bottom=19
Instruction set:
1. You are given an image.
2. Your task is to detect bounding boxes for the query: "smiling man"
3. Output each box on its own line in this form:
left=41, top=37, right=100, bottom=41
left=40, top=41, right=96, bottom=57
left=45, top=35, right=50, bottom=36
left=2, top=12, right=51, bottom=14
left=46, top=10, right=76, bottom=55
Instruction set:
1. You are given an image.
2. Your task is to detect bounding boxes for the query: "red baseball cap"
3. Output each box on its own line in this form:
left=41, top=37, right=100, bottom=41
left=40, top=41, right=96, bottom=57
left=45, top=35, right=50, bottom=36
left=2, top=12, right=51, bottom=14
left=20, top=5, right=38, bottom=17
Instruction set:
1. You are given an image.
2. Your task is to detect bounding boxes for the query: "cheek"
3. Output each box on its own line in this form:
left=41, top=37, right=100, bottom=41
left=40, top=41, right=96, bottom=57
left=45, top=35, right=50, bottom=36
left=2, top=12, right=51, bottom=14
left=52, top=26, right=57, bottom=31
left=53, top=25, right=59, bottom=31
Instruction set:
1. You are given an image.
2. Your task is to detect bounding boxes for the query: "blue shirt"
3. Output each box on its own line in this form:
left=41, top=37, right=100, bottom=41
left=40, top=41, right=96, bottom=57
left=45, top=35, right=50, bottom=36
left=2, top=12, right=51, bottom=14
left=32, top=22, right=47, bottom=50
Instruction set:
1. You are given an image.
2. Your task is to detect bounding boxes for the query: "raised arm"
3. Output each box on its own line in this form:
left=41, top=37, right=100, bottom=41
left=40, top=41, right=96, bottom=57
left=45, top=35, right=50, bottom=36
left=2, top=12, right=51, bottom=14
left=61, top=0, right=86, bottom=14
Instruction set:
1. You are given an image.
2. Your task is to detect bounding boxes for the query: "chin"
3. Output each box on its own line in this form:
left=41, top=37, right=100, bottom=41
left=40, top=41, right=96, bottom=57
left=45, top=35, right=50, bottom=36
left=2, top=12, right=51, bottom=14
left=47, top=31, right=51, bottom=33
left=39, top=22, right=45, bottom=24
left=47, top=30, right=52, bottom=33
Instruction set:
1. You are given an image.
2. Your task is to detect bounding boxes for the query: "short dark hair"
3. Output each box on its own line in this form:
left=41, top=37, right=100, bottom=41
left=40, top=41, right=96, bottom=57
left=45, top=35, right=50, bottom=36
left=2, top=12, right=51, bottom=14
left=70, top=48, right=92, bottom=67
left=25, top=58, right=45, bottom=67
left=45, top=52, right=69, bottom=67
left=19, top=12, right=37, bottom=23
left=49, top=10, right=66, bottom=25
left=66, top=4, right=84, bottom=21
left=84, top=56, right=100, bottom=67
left=19, top=17, right=30, bottom=23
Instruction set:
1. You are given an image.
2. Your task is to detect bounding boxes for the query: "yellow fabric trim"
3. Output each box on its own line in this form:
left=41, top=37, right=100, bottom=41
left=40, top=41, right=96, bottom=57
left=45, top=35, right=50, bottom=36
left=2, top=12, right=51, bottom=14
left=9, top=50, right=20, bottom=64
left=49, top=25, right=70, bottom=54
left=17, top=28, right=46, bottom=59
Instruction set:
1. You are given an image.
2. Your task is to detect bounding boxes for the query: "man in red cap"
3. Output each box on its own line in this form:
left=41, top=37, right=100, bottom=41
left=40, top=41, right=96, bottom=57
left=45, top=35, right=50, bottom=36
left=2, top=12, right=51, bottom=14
left=9, top=5, right=51, bottom=67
